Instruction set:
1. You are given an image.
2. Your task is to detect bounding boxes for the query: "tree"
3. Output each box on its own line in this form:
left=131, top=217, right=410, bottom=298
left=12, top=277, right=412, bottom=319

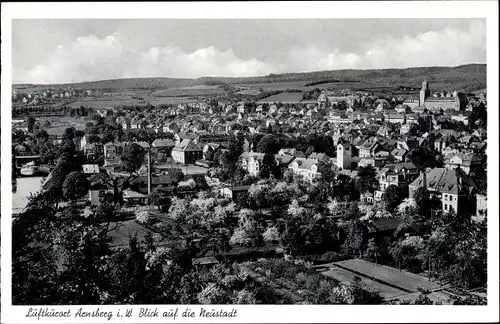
left=230, top=209, right=265, bottom=248
left=413, top=186, right=430, bottom=217
left=150, top=187, right=171, bottom=212
left=263, top=226, right=280, bottom=243
left=407, top=147, right=442, bottom=170
left=121, top=143, right=146, bottom=173
left=63, top=127, right=76, bottom=141
left=27, top=116, right=36, bottom=133
left=256, top=134, right=281, bottom=154
left=342, top=221, right=366, bottom=258
left=168, top=168, right=184, bottom=183
left=62, top=171, right=90, bottom=204
left=364, top=238, right=381, bottom=264
left=383, top=185, right=402, bottom=212
left=357, top=165, right=378, bottom=193
left=390, top=236, right=424, bottom=272
left=135, top=208, right=151, bottom=225
left=34, top=129, right=49, bottom=143
left=260, top=154, right=280, bottom=179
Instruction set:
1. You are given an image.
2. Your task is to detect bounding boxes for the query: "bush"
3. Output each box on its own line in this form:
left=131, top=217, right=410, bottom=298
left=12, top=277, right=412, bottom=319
left=135, top=207, right=150, bottom=225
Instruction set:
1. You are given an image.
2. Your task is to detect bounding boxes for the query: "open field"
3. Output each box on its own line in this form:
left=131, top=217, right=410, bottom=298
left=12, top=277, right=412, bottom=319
left=150, top=97, right=198, bottom=105
left=67, top=98, right=148, bottom=108
left=234, top=88, right=263, bottom=96
left=317, top=259, right=447, bottom=302
left=13, top=64, right=486, bottom=93
left=151, top=85, right=226, bottom=97
left=236, top=81, right=307, bottom=91
left=319, top=264, right=406, bottom=299
left=257, top=92, right=304, bottom=104
left=333, top=259, right=443, bottom=292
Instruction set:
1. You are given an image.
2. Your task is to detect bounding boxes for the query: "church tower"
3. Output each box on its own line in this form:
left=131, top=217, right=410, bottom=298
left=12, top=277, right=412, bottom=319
left=337, top=142, right=352, bottom=170
left=420, top=80, right=430, bottom=106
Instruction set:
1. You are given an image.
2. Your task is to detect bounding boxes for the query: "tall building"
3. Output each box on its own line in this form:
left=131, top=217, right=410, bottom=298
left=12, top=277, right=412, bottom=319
left=418, top=80, right=468, bottom=112
left=337, top=142, right=352, bottom=170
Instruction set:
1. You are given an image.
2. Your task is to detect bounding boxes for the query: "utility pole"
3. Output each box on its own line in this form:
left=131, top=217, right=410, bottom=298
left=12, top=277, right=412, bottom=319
left=147, top=144, right=152, bottom=204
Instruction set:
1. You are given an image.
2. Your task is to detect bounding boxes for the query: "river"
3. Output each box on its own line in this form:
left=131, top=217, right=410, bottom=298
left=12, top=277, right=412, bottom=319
left=12, top=177, right=45, bottom=214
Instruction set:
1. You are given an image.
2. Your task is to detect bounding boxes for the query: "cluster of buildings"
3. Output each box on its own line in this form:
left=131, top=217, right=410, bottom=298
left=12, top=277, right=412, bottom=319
left=14, top=79, right=487, bottom=217
left=12, top=87, right=94, bottom=106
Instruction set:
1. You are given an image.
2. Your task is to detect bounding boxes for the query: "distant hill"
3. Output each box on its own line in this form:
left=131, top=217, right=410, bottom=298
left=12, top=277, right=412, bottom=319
left=13, top=64, right=486, bottom=92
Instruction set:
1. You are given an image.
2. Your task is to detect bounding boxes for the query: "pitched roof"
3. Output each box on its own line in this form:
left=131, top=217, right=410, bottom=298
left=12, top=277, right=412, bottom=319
left=173, top=139, right=201, bottom=152
left=391, top=148, right=408, bottom=157
left=290, top=157, right=320, bottom=170
left=152, top=139, right=175, bottom=147
left=409, top=168, right=475, bottom=194
left=274, top=154, right=295, bottom=165
left=367, top=218, right=402, bottom=233
left=308, top=152, right=329, bottom=160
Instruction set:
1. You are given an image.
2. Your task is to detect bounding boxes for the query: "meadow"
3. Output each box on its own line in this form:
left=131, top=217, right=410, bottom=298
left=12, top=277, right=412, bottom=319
left=150, top=97, right=198, bottom=105
left=151, top=85, right=226, bottom=97
left=257, top=92, right=304, bottom=104
left=67, top=98, right=149, bottom=108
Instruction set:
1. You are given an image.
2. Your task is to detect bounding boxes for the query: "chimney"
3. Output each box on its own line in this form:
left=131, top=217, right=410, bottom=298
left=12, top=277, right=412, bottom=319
left=421, top=170, right=427, bottom=189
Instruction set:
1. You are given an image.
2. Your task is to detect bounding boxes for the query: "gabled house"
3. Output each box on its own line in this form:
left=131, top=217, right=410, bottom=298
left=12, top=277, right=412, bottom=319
left=171, top=139, right=203, bottom=165
left=374, top=162, right=419, bottom=201
left=88, top=174, right=113, bottom=206
left=308, top=152, right=330, bottom=163
left=444, top=153, right=483, bottom=175
left=278, top=148, right=306, bottom=158
left=288, top=157, right=321, bottom=182
left=390, top=148, right=408, bottom=162
left=409, top=168, right=476, bottom=217
left=203, top=143, right=221, bottom=161
left=152, top=139, right=176, bottom=161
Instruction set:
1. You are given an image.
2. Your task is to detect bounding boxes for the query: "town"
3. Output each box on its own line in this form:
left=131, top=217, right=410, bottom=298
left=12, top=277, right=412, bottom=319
left=11, top=68, right=487, bottom=306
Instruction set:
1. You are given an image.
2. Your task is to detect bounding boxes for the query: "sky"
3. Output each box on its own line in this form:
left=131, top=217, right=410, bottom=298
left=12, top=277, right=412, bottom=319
left=12, top=19, right=486, bottom=84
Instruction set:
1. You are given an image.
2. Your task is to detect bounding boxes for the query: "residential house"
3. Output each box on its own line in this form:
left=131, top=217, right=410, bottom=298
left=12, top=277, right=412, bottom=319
left=83, top=143, right=103, bottom=159
left=390, top=148, right=408, bottom=162
left=203, top=143, right=221, bottom=161
left=359, top=138, right=381, bottom=158
left=175, top=132, right=198, bottom=145
left=385, top=113, right=406, bottom=124
left=103, top=142, right=124, bottom=167
left=308, top=152, right=330, bottom=162
left=288, top=157, right=321, bottom=182
left=374, top=163, right=419, bottom=201
left=240, top=152, right=265, bottom=177
left=220, top=185, right=251, bottom=200
left=278, top=148, right=306, bottom=158
left=152, top=138, right=176, bottom=161
left=444, top=153, right=483, bottom=175
left=82, top=164, right=100, bottom=175
left=171, top=139, right=203, bottom=165
left=88, top=174, right=113, bottom=206
left=476, top=194, right=487, bottom=217
left=409, top=168, right=476, bottom=217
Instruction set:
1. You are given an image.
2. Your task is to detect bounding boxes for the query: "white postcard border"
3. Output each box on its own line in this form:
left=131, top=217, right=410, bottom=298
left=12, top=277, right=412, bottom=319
left=1, top=1, right=499, bottom=323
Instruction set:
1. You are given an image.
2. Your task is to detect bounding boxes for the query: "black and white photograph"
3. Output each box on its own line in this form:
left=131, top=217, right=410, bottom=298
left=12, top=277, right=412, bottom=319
left=1, top=1, right=499, bottom=323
